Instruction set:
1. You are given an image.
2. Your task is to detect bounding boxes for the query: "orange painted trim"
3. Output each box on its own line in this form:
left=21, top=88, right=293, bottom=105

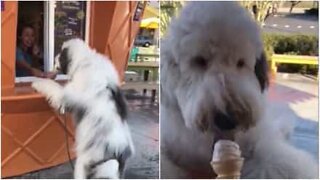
left=2, top=84, right=76, bottom=178
left=1, top=1, right=18, bottom=88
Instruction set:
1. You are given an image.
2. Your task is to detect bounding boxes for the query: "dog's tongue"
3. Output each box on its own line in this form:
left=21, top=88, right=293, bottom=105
left=212, top=130, right=235, bottom=151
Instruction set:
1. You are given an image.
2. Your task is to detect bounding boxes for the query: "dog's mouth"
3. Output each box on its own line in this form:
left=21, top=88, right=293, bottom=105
left=211, top=108, right=254, bottom=153
left=211, top=110, right=238, bottom=151
left=212, top=128, right=236, bottom=151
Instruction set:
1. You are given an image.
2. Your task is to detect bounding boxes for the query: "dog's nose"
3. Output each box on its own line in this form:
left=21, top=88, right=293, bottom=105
left=214, top=111, right=237, bottom=130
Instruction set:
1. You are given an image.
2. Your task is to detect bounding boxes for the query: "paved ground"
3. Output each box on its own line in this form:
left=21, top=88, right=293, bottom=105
left=9, top=91, right=159, bottom=179
left=267, top=73, right=318, bottom=160
left=262, top=8, right=318, bottom=35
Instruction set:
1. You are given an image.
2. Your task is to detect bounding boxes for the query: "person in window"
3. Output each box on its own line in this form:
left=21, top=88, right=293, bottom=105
left=16, top=24, right=57, bottom=78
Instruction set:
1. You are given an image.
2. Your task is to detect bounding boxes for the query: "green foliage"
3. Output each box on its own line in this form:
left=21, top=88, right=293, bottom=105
left=160, top=1, right=184, bottom=37
left=262, top=34, right=318, bottom=61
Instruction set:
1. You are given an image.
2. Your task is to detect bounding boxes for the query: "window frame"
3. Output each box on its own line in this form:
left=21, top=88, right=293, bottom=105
left=15, top=1, right=90, bottom=83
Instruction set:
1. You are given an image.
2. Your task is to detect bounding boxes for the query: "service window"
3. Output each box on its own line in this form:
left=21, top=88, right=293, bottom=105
left=15, top=1, right=90, bottom=83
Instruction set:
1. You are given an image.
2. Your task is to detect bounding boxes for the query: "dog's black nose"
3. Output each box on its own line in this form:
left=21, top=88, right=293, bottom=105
left=214, top=111, right=237, bottom=130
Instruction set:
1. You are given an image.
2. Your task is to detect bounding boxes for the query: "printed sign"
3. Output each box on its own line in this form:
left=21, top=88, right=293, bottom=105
left=133, top=2, right=144, bottom=21
left=54, top=1, right=86, bottom=56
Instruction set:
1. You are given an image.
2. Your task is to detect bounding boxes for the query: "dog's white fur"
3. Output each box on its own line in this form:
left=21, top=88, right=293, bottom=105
left=161, top=2, right=318, bottom=178
left=32, top=39, right=134, bottom=179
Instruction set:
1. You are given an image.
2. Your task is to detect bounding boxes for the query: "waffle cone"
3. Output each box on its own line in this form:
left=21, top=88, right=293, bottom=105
left=211, top=158, right=244, bottom=179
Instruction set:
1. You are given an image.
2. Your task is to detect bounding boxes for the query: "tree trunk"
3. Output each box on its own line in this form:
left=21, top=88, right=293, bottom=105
left=289, top=1, right=301, bottom=14
left=289, top=4, right=294, bottom=13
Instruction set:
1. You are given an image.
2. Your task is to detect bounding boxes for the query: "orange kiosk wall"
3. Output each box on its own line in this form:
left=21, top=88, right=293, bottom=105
left=1, top=1, right=144, bottom=177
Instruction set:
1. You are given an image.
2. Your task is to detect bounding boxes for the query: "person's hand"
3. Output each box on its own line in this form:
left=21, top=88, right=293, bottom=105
left=31, top=68, right=45, bottom=78
left=44, top=71, right=57, bottom=79
left=32, top=45, right=40, bottom=56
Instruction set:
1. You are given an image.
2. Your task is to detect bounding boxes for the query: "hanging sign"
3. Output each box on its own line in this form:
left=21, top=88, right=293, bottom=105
left=133, top=1, right=144, bottom=21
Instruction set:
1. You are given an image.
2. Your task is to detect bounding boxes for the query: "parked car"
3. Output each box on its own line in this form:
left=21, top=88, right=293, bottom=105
left=134, top=36, right=153, bottom=47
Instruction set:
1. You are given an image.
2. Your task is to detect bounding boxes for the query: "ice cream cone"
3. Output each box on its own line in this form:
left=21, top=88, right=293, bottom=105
left=211, top=140, right=244, bottom=179
left=211, top=158, right=244, bottom=179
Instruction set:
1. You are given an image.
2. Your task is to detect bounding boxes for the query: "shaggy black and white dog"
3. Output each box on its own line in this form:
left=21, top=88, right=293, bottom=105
left=161, top=2, right=318, bottom=179
left=32, top=39, right=134, bottom=178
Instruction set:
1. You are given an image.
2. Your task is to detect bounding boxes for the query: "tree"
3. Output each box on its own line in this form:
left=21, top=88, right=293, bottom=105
left=160, top=1, right=184, bottom=37
left=289, top=1, right=301, bottom=13
left=239, top=1, right=281, bottom=26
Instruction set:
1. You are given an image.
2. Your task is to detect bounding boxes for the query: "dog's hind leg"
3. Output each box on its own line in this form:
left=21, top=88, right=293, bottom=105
left=74, top=156, right=88, bottom=179
left=92, top=159, right=120, bottom=179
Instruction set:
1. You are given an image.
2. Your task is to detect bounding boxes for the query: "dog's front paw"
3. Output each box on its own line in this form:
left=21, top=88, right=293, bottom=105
left=31, top=78, right=51, bottom=93
left=31, top=79, right=63, bottom=110
left=32, top=78, right=61, bottom=94
left=58, top=104, right=66, bottom=114
left=46, top=96, right=62, bottom=110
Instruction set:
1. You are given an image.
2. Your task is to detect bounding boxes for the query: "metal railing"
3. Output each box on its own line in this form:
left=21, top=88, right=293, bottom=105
left=271, top=54, right=318, bottom=73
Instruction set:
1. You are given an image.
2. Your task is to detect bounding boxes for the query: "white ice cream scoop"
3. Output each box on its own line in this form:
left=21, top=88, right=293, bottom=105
left=212, top=140, right=241, bottom=162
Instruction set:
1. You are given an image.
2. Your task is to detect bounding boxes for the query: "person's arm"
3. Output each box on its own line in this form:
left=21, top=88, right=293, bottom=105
left=31, top=45, right=57, bottom=79
left=31, top=44, right=43, bottom=68
left=16, top=47, right=57, bottom=79
left=16, top=59, right=45, bottom=77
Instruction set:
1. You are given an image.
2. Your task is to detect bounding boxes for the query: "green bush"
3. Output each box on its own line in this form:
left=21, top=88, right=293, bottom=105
left=262, top=34, right=318, bottom=60
left=262, top=34, right=318, bottom=75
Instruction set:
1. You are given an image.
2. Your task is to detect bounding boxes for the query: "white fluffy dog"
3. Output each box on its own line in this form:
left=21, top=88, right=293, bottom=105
left=161, top=2, right=318, bottom=179
left=32, top=39, right=134, bottom=179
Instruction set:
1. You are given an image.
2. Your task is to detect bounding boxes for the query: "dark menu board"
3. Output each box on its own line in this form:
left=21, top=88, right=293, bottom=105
left=54, top=1, right=86, bottom=56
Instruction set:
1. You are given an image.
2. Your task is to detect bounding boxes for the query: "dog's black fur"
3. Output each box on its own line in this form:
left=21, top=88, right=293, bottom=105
left=59, top=47, right=71, bottom=74
left=254, top=52, right=269, bottom=92
left=110, top=86, right=128, bottom=120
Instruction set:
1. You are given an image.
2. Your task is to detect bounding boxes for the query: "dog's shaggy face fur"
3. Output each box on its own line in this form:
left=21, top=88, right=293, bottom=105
left=162, top=1, right=267, bottom=139
left=32, top=39, right=134, bottom=179
left=161, top=2, right=317, bottom=179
